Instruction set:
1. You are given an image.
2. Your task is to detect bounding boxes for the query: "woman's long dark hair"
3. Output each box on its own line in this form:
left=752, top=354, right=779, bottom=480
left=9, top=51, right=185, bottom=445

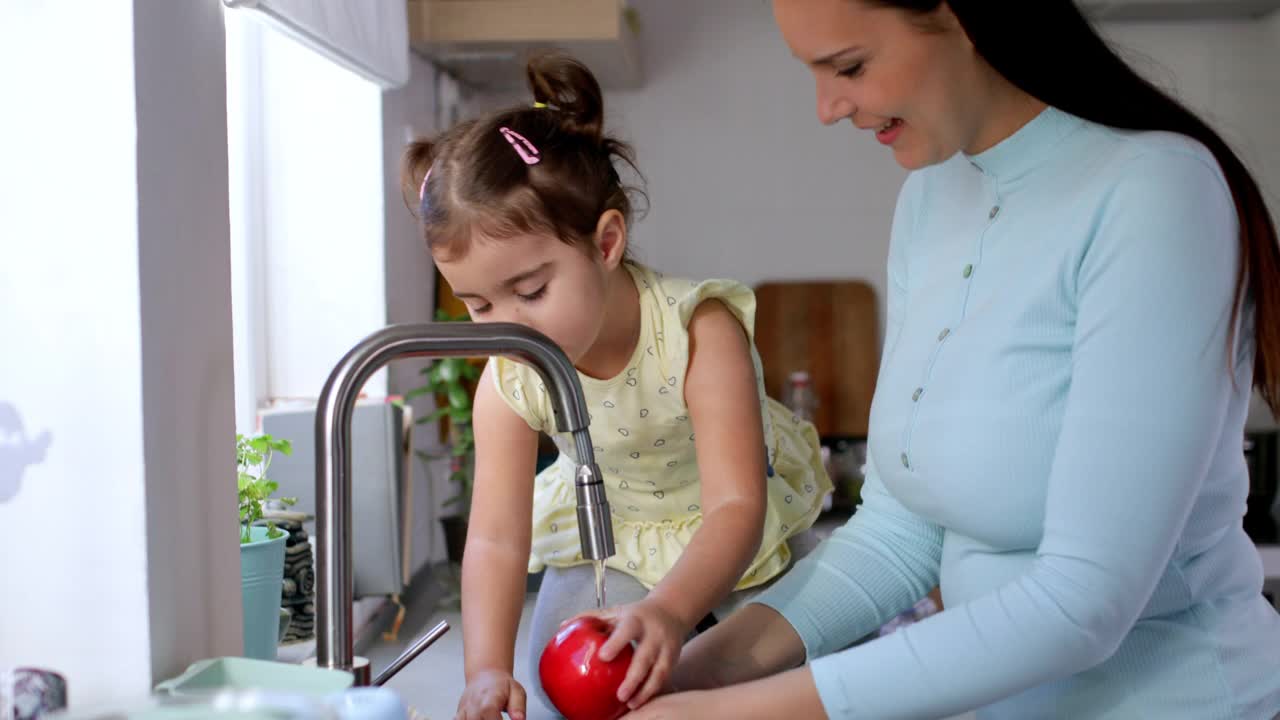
left=871, top=0, right=1280, bottom=414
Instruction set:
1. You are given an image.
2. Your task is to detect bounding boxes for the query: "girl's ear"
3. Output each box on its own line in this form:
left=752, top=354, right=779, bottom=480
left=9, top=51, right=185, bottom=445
left=593, top=209, right=628, bottom=269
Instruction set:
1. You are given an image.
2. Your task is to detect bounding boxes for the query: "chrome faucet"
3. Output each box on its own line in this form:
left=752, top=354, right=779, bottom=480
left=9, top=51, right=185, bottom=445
left=312, top=322, right=615, bottom=682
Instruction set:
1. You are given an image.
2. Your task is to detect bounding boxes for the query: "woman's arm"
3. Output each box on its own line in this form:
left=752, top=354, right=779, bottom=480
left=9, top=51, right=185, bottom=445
left=623, top=664, right=828, bottom=720
left=670, top=602, right=808, bottom=691
left=755, top=150, right=1244, bottom=720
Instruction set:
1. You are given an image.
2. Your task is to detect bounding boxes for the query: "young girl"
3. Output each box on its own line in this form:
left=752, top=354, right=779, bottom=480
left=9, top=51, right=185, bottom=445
left=402, top=53, right=831, bottom=720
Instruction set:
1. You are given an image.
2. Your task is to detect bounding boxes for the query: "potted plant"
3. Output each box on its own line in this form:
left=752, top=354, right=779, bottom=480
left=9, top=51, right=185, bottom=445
left=402, top=310, right=481, bottom=565
left=236, top=432, right=296, bottom=660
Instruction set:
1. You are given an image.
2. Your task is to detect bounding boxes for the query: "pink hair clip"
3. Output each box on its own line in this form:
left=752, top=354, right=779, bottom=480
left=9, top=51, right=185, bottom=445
left=418, top=166, right=433, bottom=203
left=418, top=165, right=434, bottom=217
left=499, top=126, right=541, bottom=165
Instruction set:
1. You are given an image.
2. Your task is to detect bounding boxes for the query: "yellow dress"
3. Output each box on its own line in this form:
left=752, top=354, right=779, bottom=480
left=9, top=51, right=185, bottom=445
left=491, top=262, right=831, bottom=590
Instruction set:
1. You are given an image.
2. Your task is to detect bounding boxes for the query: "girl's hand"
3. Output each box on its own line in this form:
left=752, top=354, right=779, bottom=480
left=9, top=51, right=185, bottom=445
left=571, top=598, right=689, bottom=709
left=454, top=669, right=526, bottom=720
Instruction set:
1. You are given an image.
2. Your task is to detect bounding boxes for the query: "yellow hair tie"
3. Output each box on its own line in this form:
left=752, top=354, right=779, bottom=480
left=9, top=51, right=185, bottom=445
left=532, top=101, right=548, bottom=109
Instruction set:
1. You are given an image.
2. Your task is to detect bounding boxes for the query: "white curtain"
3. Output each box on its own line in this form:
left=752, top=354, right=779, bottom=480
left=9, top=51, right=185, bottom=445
left=223, top=0, right=410, bottom=88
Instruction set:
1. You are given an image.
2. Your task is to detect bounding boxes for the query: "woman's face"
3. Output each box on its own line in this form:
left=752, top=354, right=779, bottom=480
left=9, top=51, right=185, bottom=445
left=772, top=0, right=987, bottom=169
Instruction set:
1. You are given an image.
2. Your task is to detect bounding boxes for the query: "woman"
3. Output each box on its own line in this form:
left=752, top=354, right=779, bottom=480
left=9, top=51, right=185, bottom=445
left=617, top=1, right=1280, bottom=718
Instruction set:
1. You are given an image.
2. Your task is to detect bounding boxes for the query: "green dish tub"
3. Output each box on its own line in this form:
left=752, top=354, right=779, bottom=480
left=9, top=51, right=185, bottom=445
left=155, top=657, right=353, bottom=697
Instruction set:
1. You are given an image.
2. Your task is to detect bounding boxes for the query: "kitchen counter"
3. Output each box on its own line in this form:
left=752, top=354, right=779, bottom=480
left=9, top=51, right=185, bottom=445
left=362, top=561, right=973, bottom=720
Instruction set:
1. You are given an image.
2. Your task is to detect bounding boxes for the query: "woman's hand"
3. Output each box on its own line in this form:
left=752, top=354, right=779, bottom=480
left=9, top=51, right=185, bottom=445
left=666, top=639, right=764, bottom=693
left=669, top=602, right=807, bottom=692
left=571, top=597, right=689, bottom=709
left=620, top=665, right=828, bottom=720
left=454, top=669, right=526, bottom=720
left=616, top=689, right=716, bottom=719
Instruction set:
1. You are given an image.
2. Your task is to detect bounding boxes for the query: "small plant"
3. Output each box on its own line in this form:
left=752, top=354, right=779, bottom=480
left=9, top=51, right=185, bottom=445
left=237, top=432, right=297, bottom=543
left=401, top=310, right=481, bottom=514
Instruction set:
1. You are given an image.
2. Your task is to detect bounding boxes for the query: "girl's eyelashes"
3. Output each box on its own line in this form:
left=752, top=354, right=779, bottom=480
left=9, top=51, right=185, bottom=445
left=463, top=283, right=546, bottom=314
left=518, top=285, right=548, bottom=303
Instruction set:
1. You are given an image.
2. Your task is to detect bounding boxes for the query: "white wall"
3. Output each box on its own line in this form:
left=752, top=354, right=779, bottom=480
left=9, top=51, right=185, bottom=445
left=0, top=0, right=241, bottom=706
left=609, top=1, right=907, bottom=308
left=0, top=1, right=152, bottom=702
left=134, top=0, right=244, bottom=687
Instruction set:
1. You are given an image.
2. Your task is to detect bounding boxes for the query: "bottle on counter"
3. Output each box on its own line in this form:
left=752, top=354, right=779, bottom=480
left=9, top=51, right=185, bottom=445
left=785, top=371, right=829, bottom=511
left=783, top=370, right=818, bottom=424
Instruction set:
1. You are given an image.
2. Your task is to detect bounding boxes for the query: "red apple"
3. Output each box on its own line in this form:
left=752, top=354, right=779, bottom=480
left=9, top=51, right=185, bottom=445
left=539, top=617, right=634, bottom=720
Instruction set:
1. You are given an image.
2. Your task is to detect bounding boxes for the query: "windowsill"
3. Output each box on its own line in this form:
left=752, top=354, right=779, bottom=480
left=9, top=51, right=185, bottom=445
left=274, top=595, right=390, bottom=665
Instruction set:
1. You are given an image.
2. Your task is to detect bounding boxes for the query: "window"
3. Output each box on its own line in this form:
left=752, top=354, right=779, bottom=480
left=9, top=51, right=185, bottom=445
left=225, top=11, right=387, bottom=434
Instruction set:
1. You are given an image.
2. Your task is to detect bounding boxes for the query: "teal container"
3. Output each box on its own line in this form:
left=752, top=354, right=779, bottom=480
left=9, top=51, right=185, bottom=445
left=239, top=526, right=287, bottom=660
left=61, top=660, right=362, bottom=719
left=154, top=657, right=353, bottom=697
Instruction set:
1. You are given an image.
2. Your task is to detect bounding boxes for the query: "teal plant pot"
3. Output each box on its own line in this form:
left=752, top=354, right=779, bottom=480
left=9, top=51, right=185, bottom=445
left=240, top=526, right=287, bottom=660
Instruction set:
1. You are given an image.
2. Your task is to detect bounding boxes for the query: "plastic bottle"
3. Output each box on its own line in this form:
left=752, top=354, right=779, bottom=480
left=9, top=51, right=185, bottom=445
left=784, top=370, right=818, bottom=424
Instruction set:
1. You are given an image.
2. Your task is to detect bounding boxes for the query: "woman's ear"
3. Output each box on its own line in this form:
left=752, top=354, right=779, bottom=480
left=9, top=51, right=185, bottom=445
left=929, top=3, right=971, bottom=49
left=593, top=209, right=628, bottom=269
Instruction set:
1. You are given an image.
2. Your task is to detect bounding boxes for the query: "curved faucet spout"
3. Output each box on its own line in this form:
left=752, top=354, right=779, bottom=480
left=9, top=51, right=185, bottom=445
left=312, top=322, right=614, bottom=678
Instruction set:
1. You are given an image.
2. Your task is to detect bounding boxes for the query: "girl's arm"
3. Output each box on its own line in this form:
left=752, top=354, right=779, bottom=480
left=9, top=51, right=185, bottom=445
left=460, top=363, right=540, bottom=681
left=646, top=298, right=769, bottom=635
left=596, top=299, right=770, bottom=707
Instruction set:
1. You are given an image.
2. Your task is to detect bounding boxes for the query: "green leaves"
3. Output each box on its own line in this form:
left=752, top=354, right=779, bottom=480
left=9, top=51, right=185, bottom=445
left=403, top=357, right=480, bottom=405
left=237, top=432, right=297, bottom=543
left=415, top=406, right=451, bottom=426
left=437, top=359, right=462, bottom=384
left=447, top=383, right=470, bottom=411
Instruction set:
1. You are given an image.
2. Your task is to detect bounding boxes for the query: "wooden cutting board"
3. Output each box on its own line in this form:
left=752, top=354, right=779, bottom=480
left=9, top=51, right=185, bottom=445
left=753, top=281, right=881, bottom=437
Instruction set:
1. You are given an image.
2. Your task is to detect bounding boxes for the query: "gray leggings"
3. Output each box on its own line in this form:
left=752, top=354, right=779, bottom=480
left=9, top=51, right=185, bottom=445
left=526, top=530, right=821, bottom=713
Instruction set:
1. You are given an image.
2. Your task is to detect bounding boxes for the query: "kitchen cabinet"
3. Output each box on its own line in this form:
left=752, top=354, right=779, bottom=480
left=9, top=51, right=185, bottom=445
left=754, top=280, right=881, bottom=438
left=408, top=0, right=643, bottom=90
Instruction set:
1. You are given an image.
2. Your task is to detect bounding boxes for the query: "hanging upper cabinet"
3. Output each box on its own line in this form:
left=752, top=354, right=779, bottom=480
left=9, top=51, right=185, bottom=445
left=408, top=0, right=643, bottom=90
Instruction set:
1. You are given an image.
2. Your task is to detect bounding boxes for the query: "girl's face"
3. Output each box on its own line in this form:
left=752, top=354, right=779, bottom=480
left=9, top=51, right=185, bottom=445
left=435, top=213, right=627, bottom=367
left=772, top=0, right=987, bottom=169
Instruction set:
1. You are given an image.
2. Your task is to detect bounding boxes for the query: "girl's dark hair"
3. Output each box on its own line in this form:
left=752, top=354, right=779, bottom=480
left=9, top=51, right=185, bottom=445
left=401, top=51, right=645, bottom=261
left=868, top=0, right=1280, bottom=414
